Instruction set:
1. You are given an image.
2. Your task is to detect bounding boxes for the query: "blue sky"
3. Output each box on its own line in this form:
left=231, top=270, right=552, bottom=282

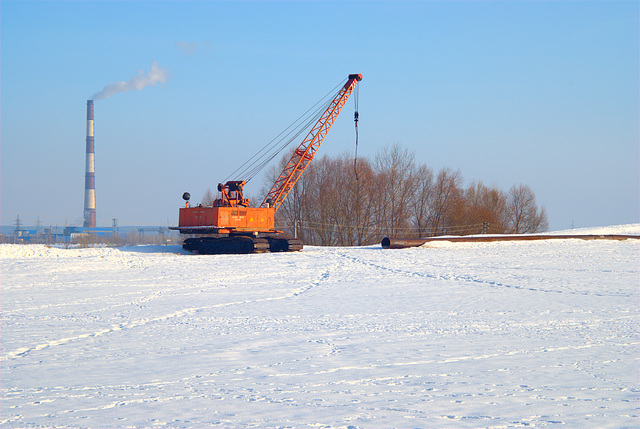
left=1, top=0, right=638, bottom=230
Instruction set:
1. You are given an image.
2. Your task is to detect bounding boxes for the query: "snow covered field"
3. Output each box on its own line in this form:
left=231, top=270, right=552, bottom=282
left=2, top=225, right=639, bottom=428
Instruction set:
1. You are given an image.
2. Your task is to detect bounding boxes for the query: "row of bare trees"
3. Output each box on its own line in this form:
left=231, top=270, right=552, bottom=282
left=262, top=144, right=548, bottom=246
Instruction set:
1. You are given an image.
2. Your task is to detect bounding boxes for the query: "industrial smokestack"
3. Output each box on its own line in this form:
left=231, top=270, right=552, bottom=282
left=83, top=100, right=96, bottom=228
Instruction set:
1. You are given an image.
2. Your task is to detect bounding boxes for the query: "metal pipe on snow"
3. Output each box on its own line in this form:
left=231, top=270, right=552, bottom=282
left=381, top=234, right=640, bottom=249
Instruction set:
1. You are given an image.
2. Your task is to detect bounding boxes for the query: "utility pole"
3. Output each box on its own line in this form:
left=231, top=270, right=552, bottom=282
left=14, top=215, right=22, bottom=243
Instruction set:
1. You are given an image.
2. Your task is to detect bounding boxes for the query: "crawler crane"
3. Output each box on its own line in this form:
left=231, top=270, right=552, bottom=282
left=171, top=73, right=362, bottom=254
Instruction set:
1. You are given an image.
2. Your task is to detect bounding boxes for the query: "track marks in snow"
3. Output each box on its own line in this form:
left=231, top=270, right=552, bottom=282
left=2, top=307, right=199, bottom=361
left=2, top=239, right=638, bottom=428
left=333, top=248, right=633, bottom=298
left=2, top=255, right=337, bottom=362
left=262, top=341, right=639, bottom=379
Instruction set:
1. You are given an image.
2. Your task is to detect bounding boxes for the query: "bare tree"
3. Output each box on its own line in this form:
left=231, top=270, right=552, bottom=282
left=330, top=154, right=378, bottom=246
left=374, top=144, right=416, bottom=238
left=350, top=157, right=379, bottom=245
left=478, top=184, right=508, bottom=233
left=430, top=167, right=463, bottom=235
left=305, top=156, right=339, bottom=245
left=506, top=184, right=549, bottom=233
left=202, top=188, right=216, bottom=206
left=411, top=164, right=435, bottom=237
left=263, top=143, right=548, bottom=244
left=454, top=182, right=508, bottom=234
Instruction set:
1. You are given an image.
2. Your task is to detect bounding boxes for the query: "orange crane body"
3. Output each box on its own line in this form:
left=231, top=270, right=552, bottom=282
left=177, top=180, right=277, bottom=234
left=173, top=74, right=362, bottom=253
left=177, top=206, right=276, bottom=234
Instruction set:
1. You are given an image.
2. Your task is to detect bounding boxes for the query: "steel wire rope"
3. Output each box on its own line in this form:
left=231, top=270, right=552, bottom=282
left=243, top=98, right=334, bottom=184
left=353, top=84, right=360, bottom=180
left=242, top=96, right=335, bottom=183
left=240, top=106, right=327, bottom=184
left=223, top=79, right=346, bottom=184
left=226, top=98, right=328, bottom=183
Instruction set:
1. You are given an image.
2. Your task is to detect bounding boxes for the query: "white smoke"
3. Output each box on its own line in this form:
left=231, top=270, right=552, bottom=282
left=92, top=61, right=168, bottom=100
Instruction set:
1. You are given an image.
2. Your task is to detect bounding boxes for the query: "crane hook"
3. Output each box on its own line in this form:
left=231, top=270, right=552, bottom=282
left=353, top=87, right=360, bottom=181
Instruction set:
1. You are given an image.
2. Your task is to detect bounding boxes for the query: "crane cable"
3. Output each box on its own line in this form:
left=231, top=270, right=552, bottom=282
left=353, top=83, right=360, bottom=181
left=223, top=80, right=344, bottom=185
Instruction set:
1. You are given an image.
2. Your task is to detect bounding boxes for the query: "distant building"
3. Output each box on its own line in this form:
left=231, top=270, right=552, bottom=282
left=63, top=226, right=118, bottom=242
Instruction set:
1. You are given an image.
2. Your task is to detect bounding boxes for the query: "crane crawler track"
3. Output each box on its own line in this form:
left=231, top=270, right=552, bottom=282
left=182, top=236, right=302, bottom=255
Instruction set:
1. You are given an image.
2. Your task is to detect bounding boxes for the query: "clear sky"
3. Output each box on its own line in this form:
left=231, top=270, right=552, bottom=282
left=1, top=0, right=638, bottom=230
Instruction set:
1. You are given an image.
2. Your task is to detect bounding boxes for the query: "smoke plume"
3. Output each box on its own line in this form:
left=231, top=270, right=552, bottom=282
left=92, top=61, right=168, bottom=100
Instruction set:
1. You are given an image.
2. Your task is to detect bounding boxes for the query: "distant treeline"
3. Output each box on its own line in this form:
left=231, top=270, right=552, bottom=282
left=263, top=144, right=548, bottom=246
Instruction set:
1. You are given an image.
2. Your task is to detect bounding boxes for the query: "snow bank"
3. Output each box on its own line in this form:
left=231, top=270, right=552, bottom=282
left=549, top=223, right=639, bottom=236
left=0, top=244, right=185, bottom=260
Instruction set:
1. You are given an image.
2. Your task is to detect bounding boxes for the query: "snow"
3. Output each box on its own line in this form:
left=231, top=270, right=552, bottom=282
left=2, top=225, right=639, bottom=428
